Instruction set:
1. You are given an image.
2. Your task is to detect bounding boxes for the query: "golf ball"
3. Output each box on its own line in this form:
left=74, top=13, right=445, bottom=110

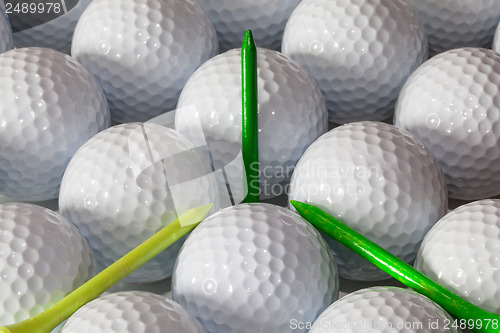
left=0, top=2, right=13, bottom=54
left=172, top=203, right=339, bottom=333
left=71, top=0, right=218, bottom=123
left=175, top=47, right=328, bottom=201
left=282, top=0, right=428, bottom=124
left=415, top=199, right=500, bottom=314
left=394, top=47, right=500, bottom=200
left=0, top=47, right=110, bottom=202
left=59, top=122, right=218, bottom=283
left=7, top=0, right=93, bottom=54
left=309, top=287, right=458, bottom=333
left=288, top=121, right=448, bottom=281
left=0, top=203, right=96, bottom=325
left=406, top=0, right=500, bottom=55
left=60, top=291, right=206, bottom=333
left=197, top=0, right=301, bottom=52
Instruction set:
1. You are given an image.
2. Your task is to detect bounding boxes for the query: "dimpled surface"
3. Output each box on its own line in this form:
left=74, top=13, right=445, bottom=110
left=175, top=48, right=328, bottom=201
left=172, top=203, right=339, bottom=333
left=71, top=0, right=218, bottom=123
left=282, top=0, right=427, bottom=124
left=59, top=122, right=218, bottom=283
left=0, top=47, right=110, bottom=202
left=0, top=2, right=13, bottom=54
left=197, top=0, right=301, bottom=52
left=60, top=291, right=206, bottom=333
left=0, top=203, right=96, bottom=325
left=415, top=199, right=500, bottom=314
left=12, top=0, right=93, bottom=54
left=394, top=48, right=500, bottom=200
left=288, top=121, right=448, bottom=281
left=407, top=0, right=500, bottom=55
left=309, top=287, right=458, bottom=333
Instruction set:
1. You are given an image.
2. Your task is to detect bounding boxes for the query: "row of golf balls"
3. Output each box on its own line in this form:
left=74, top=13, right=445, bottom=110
left=0, top=0, right=500, bottom=331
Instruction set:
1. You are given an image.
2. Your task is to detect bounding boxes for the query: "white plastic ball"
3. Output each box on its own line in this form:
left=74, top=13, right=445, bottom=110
left=172, top=203, right=339, bottom=333
left=282, top=0, right=428, bottom=124
left=406, top=0, right=500, bottom=55
left=309, top=287, right=458, bottom=333
left=288, top=121, right=448, bottom=281
left=197, top=0, right=301, bottom=52
left=493, top=21, right=500, bottom=53
left=175, top=47, right=328, bottom=201
left=394, top=47, right=500, bottom=200
left=71, top=0, right=218, bottom=123
left=60, top=291, right=206, bottom=333
left=0, top=47, right=110, bottom=202
left=415, top=199, right=500, bottom=314
left=0, top=2, right=13, bottom=54
left=0, top=203, right=96, bottom=325
left=7, top=0, right=93, bottom=54
left=59, top=122, right=218, bottom=283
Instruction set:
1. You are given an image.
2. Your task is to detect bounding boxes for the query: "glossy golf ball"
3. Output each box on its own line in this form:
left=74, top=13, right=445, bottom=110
left=288, top=121, right=448, bottom=281
left=282, top=0, right=428, bottom=124
left=172, top=203, right=339, bottom=333
left=309, top=287, right=458, bottom=333
left=0, top=2, right=13, bottom=54
left=60, top=291, right=206, bottom=333
left=59, top=122, right=218, bottom=283
left=7, top=0, right=93, bottom=54
left=71, top=0, right=218, bottom=123
left=415, top=199, right=500, bottom=314
left=394, top=48, right=500, bottom=200
left=406, top=0, right=500, bottom=55
left=0, top=47, right=110, bottom=202
left=175, top=47, right=328, bottom=201
left=197, top=0, right=301, bottom=52
left=0, top=203, right=96, bottom=325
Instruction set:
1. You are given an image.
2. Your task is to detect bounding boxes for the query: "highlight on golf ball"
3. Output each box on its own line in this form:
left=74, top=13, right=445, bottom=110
left=1, top=0, right=500, bottom=331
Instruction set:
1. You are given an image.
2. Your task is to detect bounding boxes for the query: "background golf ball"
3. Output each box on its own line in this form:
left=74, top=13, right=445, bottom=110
left=6, top=0, right=93, bottom=54
left=197, top=0, right=301, bottom=52
left=493, top=22, right=500, bottom=53
left=71, top=0, right=218, bottom=123
left=0, top=203, right=96, bottom=325
left=0, top=1, right=13, bottom=54
left=60, top=291, right=206, bottom=333
left=0, top=47, right=110, bottom=202
left=175, top=47, right=328, bottom=201
left=394, top=47, right=500, bottom=200
left=406, top=0, right=500, bottom=55
left=282, top=0, right=428, bottom=124
left=309, top=287, right=458, bottom=333
left=172, top=203, right=339, bottom=333
left=59, top=122, right=218, bottom=283
left=415, top=199, right=500, bottom=314
left=289, top=121, right=448, bottom=281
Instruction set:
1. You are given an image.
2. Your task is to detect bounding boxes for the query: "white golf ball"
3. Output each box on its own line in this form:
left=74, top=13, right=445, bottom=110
left=0, top=47, right=110, bottom=202
left=288, top=121, right=448, bottom=281
left=415, top=199, right=500, bottom=314
left=172, top=203, right=339, bottom=333
left=175, top=47, right=328, bottom=201
left=0, top=203, right=96, bottom=325
left=7, top=0, right=93, bottom=54
left=71, top=0, right=218, bottom=123
left=0, top=2, right=13, bottom=54
left=394, top=47, right=500, bottom=200
left=406, top=0, right=500, bottom=55
left=60, top=291, right=206, bottom=333
left=59, top=122, right=218, bottom=283
left=197, top=0, right=301, bottom=52
left=309, top=287, right=458, bottom=333
left=282, top=0, right=428, bottom=124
